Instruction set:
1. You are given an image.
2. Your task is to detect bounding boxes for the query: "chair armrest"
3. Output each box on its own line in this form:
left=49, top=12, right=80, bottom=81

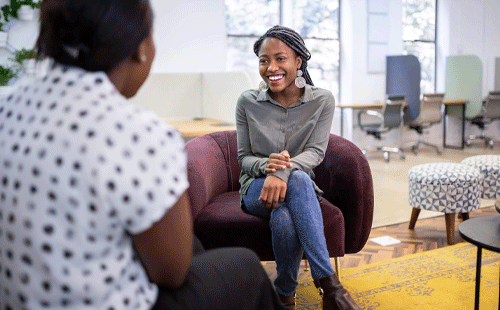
left=358, top=109, right=383, bottom=130
left=314, top=134, right=374, bottom=254
left=185, top=134, right=230, bottom=220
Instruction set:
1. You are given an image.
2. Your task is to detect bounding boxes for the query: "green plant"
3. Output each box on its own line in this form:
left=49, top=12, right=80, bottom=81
left=9, top=48, right=37, bottom=65
left=0, top=65, right=16, bottom=86
left=1, top=0, right=40, bottom=22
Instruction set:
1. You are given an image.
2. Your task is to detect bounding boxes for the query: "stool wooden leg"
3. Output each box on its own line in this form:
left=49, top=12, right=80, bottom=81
left=304, top=259, right=309, bottom=271
left=461, top=212, right=470, bottom=221
left=409, top=207, right=421, bottom=230
left=445, top=213, right=455, bottom=245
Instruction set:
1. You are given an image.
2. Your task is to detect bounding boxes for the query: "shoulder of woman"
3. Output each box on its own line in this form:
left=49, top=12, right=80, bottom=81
left=238, top=89, right=260, bottom=103
left=311, top=87, right=335, bottom=104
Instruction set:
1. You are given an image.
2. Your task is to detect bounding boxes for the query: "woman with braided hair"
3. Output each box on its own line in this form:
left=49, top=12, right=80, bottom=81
left=236, top=25, right=362, bottom=310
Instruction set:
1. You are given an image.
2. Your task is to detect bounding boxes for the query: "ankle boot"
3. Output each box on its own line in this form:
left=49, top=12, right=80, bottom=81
left=313, top=273, right=362, bottom=310
left=277, top=293, right=295, bottom=310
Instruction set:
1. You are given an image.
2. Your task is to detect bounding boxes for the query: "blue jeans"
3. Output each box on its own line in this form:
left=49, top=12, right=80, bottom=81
left=242, top=170, right=334, bottom=296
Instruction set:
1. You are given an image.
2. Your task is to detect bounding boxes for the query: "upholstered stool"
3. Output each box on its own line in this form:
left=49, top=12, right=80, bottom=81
left=408, top=162, right=483, bottom=245
left=461, top=155, right=500, bottom=199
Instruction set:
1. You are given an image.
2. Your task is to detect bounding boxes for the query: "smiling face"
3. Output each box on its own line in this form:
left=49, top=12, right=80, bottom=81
left=258, top=37, right=302, bottom=96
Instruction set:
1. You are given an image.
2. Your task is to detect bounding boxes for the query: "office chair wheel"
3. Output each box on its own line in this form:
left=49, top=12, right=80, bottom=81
left=437, top=149, right=443, bottom=155
left=383, top=152, right=390, bottom=162
left=487, top=140, right=494, bottom=148
left=465, top=140, right=472, bottom=146
left=411, top=145, right=418, bottom=155
left=399, top=153, right=406, bottom=160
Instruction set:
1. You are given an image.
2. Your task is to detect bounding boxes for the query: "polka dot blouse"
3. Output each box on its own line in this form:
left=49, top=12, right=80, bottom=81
left=0, top=64, right=189, bottom=309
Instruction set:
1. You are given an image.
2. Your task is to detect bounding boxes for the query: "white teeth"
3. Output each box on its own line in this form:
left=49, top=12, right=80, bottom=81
left=269, top=75, right=283, bottom=81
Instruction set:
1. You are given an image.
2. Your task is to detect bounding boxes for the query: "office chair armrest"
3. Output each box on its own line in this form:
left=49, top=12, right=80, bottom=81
left=357, top=109, right=383, bottom=129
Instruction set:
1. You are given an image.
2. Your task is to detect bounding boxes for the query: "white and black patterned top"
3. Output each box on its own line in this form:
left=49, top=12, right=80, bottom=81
left=0, top=64, right=189, bottom=310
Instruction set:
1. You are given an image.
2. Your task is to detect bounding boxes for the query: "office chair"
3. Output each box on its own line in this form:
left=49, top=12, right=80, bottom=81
left=466, top=91, right=500, bottom=148
left=406, top=93, right=444, bottom=155
left=358, top=95, right=406, bottom=162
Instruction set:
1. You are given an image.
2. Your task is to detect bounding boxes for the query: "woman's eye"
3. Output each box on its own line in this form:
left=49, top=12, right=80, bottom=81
left=278, top=57, right=286, bottom=61
left=259, top=59, right=268, bottom=64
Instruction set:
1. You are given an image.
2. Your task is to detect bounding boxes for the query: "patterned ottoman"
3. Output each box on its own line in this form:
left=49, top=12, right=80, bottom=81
left=408, top=162, right=483, bottom=245
left=461, top=155, right=500, bottom=199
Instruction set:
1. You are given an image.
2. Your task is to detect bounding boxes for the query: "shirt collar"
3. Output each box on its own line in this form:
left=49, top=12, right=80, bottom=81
left=257, top=84, right=315, bottom=108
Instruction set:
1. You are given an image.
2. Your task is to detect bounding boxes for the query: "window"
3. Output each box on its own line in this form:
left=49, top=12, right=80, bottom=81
left=225, top=0, right=340, bottom=100
left=402, top=0, right=437, bottom=95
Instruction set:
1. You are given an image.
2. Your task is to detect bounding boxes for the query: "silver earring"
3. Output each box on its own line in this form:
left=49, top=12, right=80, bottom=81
left=140, top=55, right=147, bottom=62
left=259, top=80, right=269, bottom=91
left=295, top=69, right=306, bottom=88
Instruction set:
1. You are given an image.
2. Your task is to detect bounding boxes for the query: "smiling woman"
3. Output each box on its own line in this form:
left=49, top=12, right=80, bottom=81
left=235, top=25, right=361, bottom=310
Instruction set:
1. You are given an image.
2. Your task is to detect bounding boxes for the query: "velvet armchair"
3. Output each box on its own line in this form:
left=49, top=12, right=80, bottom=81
left=185, top=130, right=374, bottom=274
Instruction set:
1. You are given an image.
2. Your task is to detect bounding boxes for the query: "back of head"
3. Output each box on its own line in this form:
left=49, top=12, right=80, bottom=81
left=36, top=0, right=154, bottom=73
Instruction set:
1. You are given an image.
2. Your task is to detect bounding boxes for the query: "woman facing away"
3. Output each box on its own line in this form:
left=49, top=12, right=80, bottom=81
left=0, top=0, right=283, bottom=309
left=236, top=25, right=363, bottom=310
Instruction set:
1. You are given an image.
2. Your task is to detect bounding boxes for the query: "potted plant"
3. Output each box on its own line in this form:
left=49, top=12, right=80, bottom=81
left=0, top=65, right=15, bottom=85
left=9, top=48, right=37, bottom=76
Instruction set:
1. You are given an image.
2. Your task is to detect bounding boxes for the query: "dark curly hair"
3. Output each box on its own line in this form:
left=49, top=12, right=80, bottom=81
left=35, top=0, right=154, bottom=72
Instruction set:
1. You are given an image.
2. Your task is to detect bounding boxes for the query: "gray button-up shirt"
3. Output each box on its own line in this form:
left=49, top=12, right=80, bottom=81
left=236, top=84, right=335, bottom=195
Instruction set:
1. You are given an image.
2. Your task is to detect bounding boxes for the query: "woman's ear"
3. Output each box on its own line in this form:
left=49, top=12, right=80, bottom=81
left=296, top=56, right=302, bottom=70
left=132, top=40, right=149, bottom=63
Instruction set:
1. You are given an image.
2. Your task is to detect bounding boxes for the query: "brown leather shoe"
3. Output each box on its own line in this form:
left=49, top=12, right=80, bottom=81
left=277, top=293, right=295, bottom=310
left=313, top=273, right=362, bottom=310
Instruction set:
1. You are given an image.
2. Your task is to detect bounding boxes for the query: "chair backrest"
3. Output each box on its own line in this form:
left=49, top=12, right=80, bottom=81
left=418, top=93, right=444, bottom=125
left=381, top=95, right=405, bottom=129
left=483, top=91, right=500, bottom=120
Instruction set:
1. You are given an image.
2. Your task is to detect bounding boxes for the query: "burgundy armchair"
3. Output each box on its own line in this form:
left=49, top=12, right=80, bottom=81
left=185, top=130, right=374, bottom=271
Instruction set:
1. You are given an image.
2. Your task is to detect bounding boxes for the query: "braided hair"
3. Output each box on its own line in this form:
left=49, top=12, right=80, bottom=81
left=253, top=25, right=314, bottom=86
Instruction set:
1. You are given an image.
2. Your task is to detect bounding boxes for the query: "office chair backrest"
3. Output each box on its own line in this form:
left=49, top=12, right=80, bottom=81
left=382, top=95, right=405, bottom=129
left=484, top=91, right=500, bottom=120
left=419, top=93, right=444, bottom=125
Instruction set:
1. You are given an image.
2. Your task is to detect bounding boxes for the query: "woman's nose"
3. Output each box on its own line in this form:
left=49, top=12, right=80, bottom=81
left=267, top=60, right=278, bottom=72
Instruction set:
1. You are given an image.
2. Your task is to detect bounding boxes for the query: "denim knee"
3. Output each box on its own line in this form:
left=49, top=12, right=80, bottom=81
left=269, top=206, right=295, bottom=239
left=287, top=170, right=314, bottom=193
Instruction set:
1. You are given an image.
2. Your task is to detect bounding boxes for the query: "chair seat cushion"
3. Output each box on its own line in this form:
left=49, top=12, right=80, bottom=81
left=194, top=191, right=345, bottom=260
left=461, top=155, right=500, bottom=199
left=408, top=163, right=483, bottom=213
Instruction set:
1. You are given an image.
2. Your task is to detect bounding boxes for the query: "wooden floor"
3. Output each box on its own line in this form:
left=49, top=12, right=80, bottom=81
left=262, top=205, right=499, bottom=282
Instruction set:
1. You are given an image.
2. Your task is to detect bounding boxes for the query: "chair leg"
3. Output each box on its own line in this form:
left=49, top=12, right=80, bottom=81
left=334, top=257, right=341, bottom=282
left=445, top=213, right=455, bottom=245
left=304, top=259, right=309, bottom=271
left=408, top=207, right=420, bottom=230
left=461, top=212, right=470, bottom=221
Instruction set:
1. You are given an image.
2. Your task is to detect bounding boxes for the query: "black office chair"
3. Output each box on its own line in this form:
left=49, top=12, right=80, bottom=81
left=466, top=91, right=500, bottom=148
left=406, top=93, right=444, bottom=155
left=358, top=95, right=406, bottom=162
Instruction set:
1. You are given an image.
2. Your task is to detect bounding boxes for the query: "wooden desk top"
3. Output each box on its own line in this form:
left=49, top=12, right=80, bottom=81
left=166, top=118, right=236, bottom=138
left=336, top=99, right=468, bottom=109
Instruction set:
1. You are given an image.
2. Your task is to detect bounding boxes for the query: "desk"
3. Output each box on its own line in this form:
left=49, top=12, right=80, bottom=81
left=336, top=102, right=408, bottom=138
left=443, top=99, right=469, bottom=149
left=337, top=99, right=468, bottom=149
left=166, top=118, right=236, bottom=139
left=459, top=216, right=500, bottom=310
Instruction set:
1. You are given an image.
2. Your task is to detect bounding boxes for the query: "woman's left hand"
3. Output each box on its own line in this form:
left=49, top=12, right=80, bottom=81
left=265, top=150, right=293, bottom=174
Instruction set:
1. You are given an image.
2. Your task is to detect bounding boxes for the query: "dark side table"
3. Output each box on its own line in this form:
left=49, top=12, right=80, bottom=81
left=459, top=216, right=500, bottom=310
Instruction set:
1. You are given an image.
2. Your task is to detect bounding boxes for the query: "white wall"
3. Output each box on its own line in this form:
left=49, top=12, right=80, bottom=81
left=437, top=0, right=500, bottom=95
left=150, top=0, right=227, bottom=73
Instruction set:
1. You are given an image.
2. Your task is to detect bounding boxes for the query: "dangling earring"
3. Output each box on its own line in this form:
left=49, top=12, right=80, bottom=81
left=295, top=69, right=306, bottom=88
left=259, top=80, right=269, bottom=91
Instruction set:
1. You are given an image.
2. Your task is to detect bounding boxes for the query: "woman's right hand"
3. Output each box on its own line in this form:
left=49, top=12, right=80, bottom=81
left=265, top=150, right=293, bottom=174
left=259, top=175, right=287, bottom=209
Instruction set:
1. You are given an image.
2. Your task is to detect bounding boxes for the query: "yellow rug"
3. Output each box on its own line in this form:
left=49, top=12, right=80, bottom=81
left=296, top=243, right=500, bottom=309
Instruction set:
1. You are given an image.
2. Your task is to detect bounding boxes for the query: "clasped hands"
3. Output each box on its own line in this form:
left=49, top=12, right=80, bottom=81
left=259, top=150, right=292, bottom=210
